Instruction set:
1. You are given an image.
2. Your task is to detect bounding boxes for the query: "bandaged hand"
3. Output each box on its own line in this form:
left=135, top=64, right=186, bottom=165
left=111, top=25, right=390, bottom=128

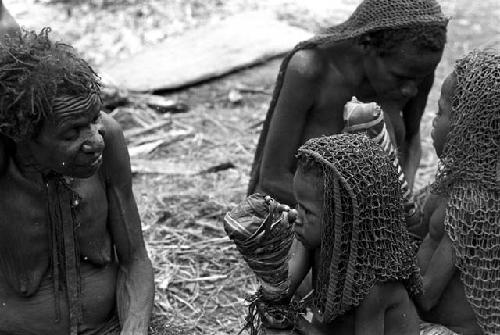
left=257, top=299, right=295, bottom=330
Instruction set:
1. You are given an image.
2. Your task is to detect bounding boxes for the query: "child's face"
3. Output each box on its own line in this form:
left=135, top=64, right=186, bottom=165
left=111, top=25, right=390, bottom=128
left=364, top=41, right=442, bottom=103
left=432, top=72, right=456, bottom=158
left=25, top=95, right=105, bottom=178
left=293, top=167, right=323, bottom=249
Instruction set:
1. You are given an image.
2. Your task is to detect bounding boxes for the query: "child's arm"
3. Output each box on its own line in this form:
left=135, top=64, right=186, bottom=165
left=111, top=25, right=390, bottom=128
left=417, top=195, right=446, bottom=272
left=415, top=232, right=456, bottom=312
left=259, top=50, right=322, bottom=205
left=294, top=316, right=328, bottom=335
left=416, top=197, right=456, bottom=312
left=286, top=238, right=312, bottom=300
left=353, top=287, right=385, bottom=335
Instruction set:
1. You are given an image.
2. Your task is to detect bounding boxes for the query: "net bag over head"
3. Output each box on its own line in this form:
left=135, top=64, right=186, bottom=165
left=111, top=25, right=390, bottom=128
left=433, top=49, right=500, bottom=334
left=297, top=134, right=422, bottom=323
left=223, top=193, right=294, bottom=301
left=247, top=0, right=448, bottom=196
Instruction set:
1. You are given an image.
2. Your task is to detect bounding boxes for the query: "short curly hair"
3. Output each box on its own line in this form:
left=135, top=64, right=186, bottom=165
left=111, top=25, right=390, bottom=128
left=362, top=24, right=447, bottom=56
left=0, top=27, right=101, bottom=141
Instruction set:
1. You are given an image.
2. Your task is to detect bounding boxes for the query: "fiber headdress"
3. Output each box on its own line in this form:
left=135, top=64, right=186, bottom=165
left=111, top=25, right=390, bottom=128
left=0, top=28, right=101, bottom=141
left=248, top=0, right=448, bottom=196
left=297, top=134, right=422, bottom=323
left=433, top=50, right=500, bottom=334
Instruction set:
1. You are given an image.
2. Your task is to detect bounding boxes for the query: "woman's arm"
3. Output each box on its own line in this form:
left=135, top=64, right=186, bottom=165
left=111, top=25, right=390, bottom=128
left=401, top=74, right=435, bottom=191
left=259, top=50, right=322, bottom=205
left=101, top=113, right=154, bottom=334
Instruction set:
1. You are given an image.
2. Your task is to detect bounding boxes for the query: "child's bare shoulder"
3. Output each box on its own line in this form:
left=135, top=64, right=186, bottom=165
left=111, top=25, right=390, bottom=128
left=287, top=48, right=325, bottom=81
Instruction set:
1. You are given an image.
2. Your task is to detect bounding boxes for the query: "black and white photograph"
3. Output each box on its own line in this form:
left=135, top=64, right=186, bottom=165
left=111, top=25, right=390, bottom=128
left=0, top=0, right=498, bottom=334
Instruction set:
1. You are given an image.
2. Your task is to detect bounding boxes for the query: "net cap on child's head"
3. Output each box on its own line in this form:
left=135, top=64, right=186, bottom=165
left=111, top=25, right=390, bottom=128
left=296, top=134, right=422, bottom=323
left=434, top=49, right=500, bottom=195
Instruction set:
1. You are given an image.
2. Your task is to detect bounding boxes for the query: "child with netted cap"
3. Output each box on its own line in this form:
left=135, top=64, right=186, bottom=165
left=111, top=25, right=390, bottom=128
left=228, top=133, right=423, bottom=334
left=248, top=0, right=448, bottom=206
left=416, top=49, right=500, bottom=335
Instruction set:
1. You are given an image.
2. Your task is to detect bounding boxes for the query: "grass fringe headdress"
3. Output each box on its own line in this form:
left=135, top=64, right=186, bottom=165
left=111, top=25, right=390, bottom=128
left=0, top=27, right=101, bottom=141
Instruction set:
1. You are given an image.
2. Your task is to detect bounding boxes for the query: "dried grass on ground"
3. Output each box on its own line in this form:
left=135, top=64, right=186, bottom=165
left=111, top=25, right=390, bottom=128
left=5, top=0, right=500, bottom=334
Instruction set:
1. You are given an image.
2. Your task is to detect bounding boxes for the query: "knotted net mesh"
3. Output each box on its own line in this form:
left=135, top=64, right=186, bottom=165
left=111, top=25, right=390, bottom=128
left=297, top=134, right=422, bottom=323
left=433, top=49, right=500, bottom=334
left=247, top=0, right=448, bottom=196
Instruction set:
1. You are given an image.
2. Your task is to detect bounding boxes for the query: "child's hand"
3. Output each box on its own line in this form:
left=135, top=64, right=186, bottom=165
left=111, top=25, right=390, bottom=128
left=264, top=195, right=298, bottom=224
left=294, top=315, right=326, bottom=335
left=257, top=300, right=294, bottom=330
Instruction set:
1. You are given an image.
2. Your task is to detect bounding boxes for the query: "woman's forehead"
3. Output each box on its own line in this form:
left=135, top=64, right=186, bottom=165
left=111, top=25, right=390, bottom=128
left=387, top=43, right=442, bottom=74
left=51, top=94, right=101, bottom=125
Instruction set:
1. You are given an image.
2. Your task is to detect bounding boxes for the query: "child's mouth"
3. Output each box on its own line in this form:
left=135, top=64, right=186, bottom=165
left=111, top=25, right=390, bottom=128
left=294, top=230, right=304, bottom=243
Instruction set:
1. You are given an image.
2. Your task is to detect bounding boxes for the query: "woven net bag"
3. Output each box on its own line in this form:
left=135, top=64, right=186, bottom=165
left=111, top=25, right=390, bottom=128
left=297, top=134, right=422, bottom=323
left=433, top=49, right=500, bottom=334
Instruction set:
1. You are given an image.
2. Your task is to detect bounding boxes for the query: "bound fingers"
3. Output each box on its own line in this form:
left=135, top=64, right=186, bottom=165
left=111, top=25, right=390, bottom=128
left=264, top=195, right=298, bottom=224
left=257, top=302, right=296, bottom=335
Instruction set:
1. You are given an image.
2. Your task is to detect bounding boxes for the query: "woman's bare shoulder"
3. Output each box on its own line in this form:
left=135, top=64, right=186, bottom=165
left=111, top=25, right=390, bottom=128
left=287, top=48, right=326, bottom=81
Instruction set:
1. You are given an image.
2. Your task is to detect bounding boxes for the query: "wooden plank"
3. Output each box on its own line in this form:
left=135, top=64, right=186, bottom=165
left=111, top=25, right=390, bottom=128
left=130, top=159, right=198, bottom=175
left=100, top=12, right=312, bottom=92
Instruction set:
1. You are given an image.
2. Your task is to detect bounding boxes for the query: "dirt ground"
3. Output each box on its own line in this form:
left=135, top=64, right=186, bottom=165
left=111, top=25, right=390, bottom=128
left=4, top=0, right=500, bottom=334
